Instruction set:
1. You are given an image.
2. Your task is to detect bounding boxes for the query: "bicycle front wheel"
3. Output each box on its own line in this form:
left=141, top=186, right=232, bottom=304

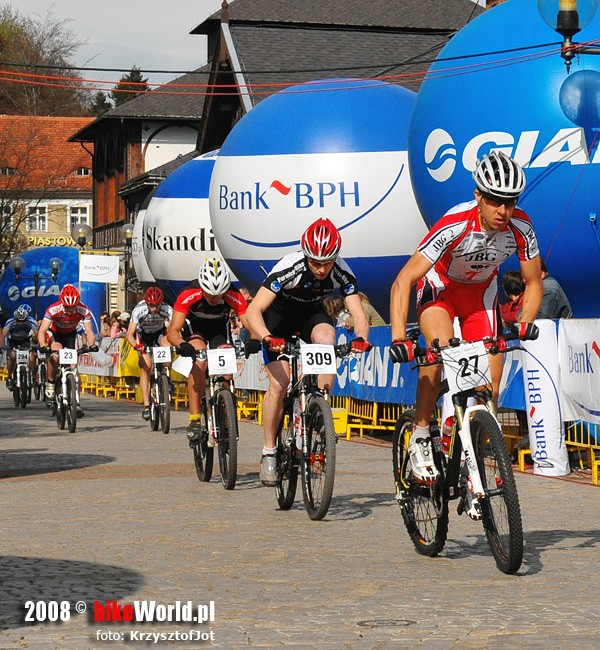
left=472, top=410, right=523, bottom=574
left=301, top=394, right=336, bottom=520
left=19, top=367, right=28, bottom=408
left=157, top=373, right=171, bottom=434
left=66, top=374, right=78, bottom=433
left=275, top=414, right=298, bottom=510
left=392, top=411, right=448, bottom=557
left=149, top=377, right=160, bottom=431
left=214, top=390, right=238, bottom=490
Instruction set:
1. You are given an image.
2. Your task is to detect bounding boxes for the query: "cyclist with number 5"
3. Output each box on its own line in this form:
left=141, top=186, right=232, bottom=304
left=37, top=284, right=96, bottom=416
left=245, top=218, right=372, bottom=487
left=167, top=258, right=249, bottom=438
left=389, top=151, right=543, bottom=497
left=126, top=286, right=174, bottom=421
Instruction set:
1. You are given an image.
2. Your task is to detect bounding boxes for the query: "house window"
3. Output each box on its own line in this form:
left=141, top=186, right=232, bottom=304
left=76, top=167, right=92, bottom=176
left=26, top=206, right=47, bottom=232
left=0, top=167, right=17, bottom=176
left=1, top=203, right=13, bottom=228
left=69, top=206, right=89, bottom=230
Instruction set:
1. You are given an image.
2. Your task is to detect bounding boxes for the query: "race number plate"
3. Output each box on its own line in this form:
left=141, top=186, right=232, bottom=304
left=16, top=349, right=30, bottom=364
left=441, top=341, right=490, bottom=395
left=207, top=347, right=237, bottom=376
left=152, top=346, right=172, bottom=364
left=300, top=343, right=336, bottom=375
left=59, top=348, right=77, bottom=365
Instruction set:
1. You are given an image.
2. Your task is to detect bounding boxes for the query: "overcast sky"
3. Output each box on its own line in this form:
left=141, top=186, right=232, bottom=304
left=10, top=1, right=223, bottom=84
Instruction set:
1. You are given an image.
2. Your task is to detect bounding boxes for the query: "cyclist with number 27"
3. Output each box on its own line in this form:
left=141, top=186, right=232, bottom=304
left=245, top=218, right=372, bottom=487
left=167, top=257, right=249, bottom=439
left=389, top=151, right=543, bottom=498
left=126, top=286, right=174, bottom=421
left=37, top=284, right=96, bottom=417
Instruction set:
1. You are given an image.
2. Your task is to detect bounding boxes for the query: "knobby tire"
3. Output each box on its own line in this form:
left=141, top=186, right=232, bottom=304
left=301, top=394, right=336, bottom=521
left=392, top=410, right=449, bottom=557
left=66, top=374, right=78, bottom=433
left=216, top=389, right=238, bottom=490
left=158, top=373, right=171, bottom=434
left=149, top=376, right=160, bottom=431
left=472, top=410, right=523, bottom=574
left=19, top=366, right=28, bottom=408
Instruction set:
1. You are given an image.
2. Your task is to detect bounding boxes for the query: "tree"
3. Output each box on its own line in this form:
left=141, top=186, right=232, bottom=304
left=110, top=65, right=149, bottom=107
left=0, top=5, right=89, bottom=116
left=89, top=90, right=113, bottom=116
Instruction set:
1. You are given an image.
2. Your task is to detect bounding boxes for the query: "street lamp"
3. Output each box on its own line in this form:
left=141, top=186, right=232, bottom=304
left=120, top=223, right=135, bottom=310
left=70, top=222, right=93, bottom=249
left=538, top=0, right=600, bottom=71
left=8, top=255, right=62, bottom=320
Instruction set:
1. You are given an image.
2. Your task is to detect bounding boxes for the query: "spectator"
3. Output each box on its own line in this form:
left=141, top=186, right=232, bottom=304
left=109, top=310, right=125, bottom=338
left=323, top=296, right=351, bottom=327
left=500, top=270, right=525, bottom=325
left=538, top=259, right=573, bottom=319
left=345, top=291, right=386, bottom=328
left=98, top=311, right=111, bottom=338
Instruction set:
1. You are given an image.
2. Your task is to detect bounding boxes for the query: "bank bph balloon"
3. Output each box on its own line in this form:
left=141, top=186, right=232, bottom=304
left=408, top=0, right=600, bottom=317
left=209, top=78, right=428, bottom=315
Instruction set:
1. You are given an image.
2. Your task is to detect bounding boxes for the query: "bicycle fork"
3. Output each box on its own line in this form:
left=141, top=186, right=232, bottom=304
left=455, top=404, right=496, bottom=499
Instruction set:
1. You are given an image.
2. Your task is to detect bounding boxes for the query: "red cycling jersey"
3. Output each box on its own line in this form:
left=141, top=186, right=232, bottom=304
left=42, top=301, right=92, bottom=335
left=416, top=200, right=539, bottom=339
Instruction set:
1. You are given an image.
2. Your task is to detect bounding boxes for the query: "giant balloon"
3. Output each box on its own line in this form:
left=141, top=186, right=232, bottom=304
left=142, top=150, right=221, bottom=301
left=0, top=246, right=105, bottom=328
left=408, top=0, right=600, bottom=317
left=209, top=78, right=428, bottom=316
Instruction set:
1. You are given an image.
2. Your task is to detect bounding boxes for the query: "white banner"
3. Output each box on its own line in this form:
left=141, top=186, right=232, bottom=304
left=522, top=320, right=569, bottom=476
left=558, top=319, right=600, bottom=425
left=79, top=254, right=120, bottom=283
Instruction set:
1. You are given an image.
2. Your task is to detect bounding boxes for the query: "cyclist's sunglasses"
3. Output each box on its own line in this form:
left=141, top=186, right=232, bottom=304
left=481, top=193, right=517, bottom=208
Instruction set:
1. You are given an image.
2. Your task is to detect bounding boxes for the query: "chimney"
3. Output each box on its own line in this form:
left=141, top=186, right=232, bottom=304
left=221, top=1, right=229, bottom=24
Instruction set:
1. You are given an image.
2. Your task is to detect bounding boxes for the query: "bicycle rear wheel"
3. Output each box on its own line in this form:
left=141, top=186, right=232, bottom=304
left=392, top=410, right=448, bottom=557
left=66, top=374, right=78, bottom=433
left=192, top=405, right=214, bottom=482
left=472, top=410, right=523, bottom=574
left=34, top=362, right=46, bottom=401
left=275, top=412, right=298, bottom=510
left=56, top=382, right=66, bottom=430
left=215, top=389, right=238, bottom=490
left=301, top=394, right=336, bottom=521
left=158, top=373, right=171, bottom=434
left=18, top=367, right=27, bottom=408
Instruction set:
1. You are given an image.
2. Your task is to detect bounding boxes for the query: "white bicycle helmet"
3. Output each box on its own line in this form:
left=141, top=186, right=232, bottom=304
left=14, top=306, right=29, bottom=321
left=198, top=257, right=231, bottom=296
left=473, top=151, right=526, bottom=199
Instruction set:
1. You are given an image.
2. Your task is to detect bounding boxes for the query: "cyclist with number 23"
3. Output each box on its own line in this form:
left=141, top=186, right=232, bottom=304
left=245, top=218, right=372, bottom=487
left=389, top=151, right=543, bottom=493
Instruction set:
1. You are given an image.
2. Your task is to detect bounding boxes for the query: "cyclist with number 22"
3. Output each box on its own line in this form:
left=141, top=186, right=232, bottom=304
left=126, top=286, right=174, bottom=421
left=245, top=218, right=372, bottom=487
left=37, top=284, right=96, bottom=416
left=167, top=258, right=249, bottom=438
left=389, top=151, right=543, bottom=492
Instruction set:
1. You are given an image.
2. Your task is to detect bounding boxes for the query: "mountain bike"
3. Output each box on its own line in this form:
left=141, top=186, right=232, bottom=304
left=145, top=345, right=173, bottom=434
left=7, top=346, right=33, bottom=409
left=392, top=329, right=524, bottom=574
left=33, top=350, right=47, bottom=401
left=273, top=336, right=352, bottom=521
left=49, top=346, right=96, bottom=433
left=187, top=345, right=242, bottom=490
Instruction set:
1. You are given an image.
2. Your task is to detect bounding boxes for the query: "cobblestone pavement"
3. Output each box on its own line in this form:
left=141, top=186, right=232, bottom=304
left=1, top=385, right=599, bottom=649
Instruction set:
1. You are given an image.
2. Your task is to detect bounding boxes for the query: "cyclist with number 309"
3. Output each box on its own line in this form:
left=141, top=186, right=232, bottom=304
left=390, top=152, right=543, bottom=489
left=244, top=218, right=372, bottom=487
left=126, top=286, right=174, bottom=421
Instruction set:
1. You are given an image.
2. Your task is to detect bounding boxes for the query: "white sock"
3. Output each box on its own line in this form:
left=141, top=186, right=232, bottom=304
left=411, top=425, right=430, bottom=445
left=262, top=446, right=276, bottom=456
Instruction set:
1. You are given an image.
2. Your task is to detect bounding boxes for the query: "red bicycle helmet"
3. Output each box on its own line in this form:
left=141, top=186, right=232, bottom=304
left=60, top=283, right=81, bottom=307
left=301, top=218, right=342, bottom=262
left=144, top=286, right=164, bottom=306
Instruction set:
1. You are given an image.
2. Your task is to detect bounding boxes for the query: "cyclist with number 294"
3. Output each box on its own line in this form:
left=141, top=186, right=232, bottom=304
left=0, top=305, right=38, bottom=392
left=126, top=286, right=174, bottom=421
left=389, top=151, right=543, bottom=497
left=245, top=218, right=372, bottom=487
left=37, top=284, right=96, bottom=416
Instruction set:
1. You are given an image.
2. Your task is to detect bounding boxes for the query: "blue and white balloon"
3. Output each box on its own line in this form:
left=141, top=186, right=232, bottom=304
left=209, top=78, right=427, bottom=315
left=408, top=0, right=600, bottom=317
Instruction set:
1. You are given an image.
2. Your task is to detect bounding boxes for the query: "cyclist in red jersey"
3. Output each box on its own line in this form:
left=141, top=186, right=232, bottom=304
left=389, top=151, right=543, bottom=485
left=167, top=258, right=249, bottom=437
left=37, top=284, right=96, bottom=409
